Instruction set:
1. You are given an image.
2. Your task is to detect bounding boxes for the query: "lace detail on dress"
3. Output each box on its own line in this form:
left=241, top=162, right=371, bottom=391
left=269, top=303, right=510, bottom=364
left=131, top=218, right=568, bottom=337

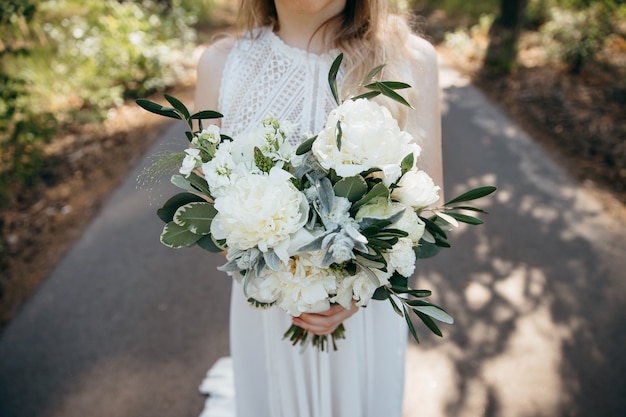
left=218, top=27, right=339, bottom=145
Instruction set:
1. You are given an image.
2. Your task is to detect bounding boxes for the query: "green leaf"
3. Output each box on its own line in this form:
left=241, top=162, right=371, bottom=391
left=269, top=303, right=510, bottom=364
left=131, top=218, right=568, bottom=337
left=187, top=172, right=212, bottom=196
left=351, top=91, right=381, bottom=101
left=352, top=182, right=390, bottom=211
left=160, top=222, right=202, bottom=248
left=335, top=121, right=343, bottom=150
left=361, top=63, right=385, bottom=85
left=333, top=176, right=367, bottom=202
left=372, top=286, right=390, bottom=300
left=389, top=273, right=408, bottom=288
left=413, top=241, right=442, bottom=259
left=403, top=306, right=420, bottom=344
left=173, top=202, right=217, bottom=235
left=171, top=174, right=199, bottom=193
left=196, top=235, right=225, bottom=252
left=191, top=110, right=223, bottom=120
left=422, top=216, right=447, bottom=238
left=157, top=192, right=206, bottom=223
left=406, top=301, right=454, bottom=324
left=164, top=94, right=190, bottom=121
left=328, top=53, right=343, bottom=106
left=444, top=186, right=497, bottom=205
left=447, top=205, right=489, bottom=214
left=136, top=99, right=181, bottom=120
left=365, top=81, right=411, bottom=90
left=365, top=82, right=413, bottom=108
left=388, top=296, right=404, bottom=317
left=295, top=136, right=316, bottom=155
left=400, top=153, right=414, bottom=174
left=443, top=212, right=484, bottom=225
left=414, top=311, right=443, bottom=337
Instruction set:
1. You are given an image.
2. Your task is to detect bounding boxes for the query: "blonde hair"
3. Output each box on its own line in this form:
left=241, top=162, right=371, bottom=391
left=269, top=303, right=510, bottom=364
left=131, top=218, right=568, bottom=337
left=237, top=1, right=414, bottom=108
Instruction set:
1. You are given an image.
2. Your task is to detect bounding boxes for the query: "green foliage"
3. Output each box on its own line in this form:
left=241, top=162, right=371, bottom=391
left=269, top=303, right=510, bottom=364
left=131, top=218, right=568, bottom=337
left=0, top=0, right=217, bottom=202
left=0, top=1, right=57, bottom=200
left=540, top=1, right=623, bottom=73
left=421, top=0, right=500, bottom=18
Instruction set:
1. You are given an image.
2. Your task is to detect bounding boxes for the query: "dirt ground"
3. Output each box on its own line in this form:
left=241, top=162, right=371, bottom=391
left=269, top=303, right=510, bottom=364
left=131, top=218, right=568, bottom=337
left=1, top=29, right=624, bottom=329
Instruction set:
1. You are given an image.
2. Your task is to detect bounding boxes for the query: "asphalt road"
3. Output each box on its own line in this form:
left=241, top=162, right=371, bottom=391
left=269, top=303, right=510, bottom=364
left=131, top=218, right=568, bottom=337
left=0, top=60, right=624, bottom=417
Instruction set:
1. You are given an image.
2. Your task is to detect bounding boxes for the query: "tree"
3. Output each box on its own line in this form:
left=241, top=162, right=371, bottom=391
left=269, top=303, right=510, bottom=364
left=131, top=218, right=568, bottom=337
left=483, top=0, right=529, bottom=74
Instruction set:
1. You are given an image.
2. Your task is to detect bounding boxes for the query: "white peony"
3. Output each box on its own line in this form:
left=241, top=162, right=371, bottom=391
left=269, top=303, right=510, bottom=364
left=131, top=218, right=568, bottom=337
left=391, top=169, right=440, bottom=209
left=256, top=253, right=338, bottom=316
left=388, top=237, right=417, bottom=277
left=311, top=99, right=421, bottom=178
left=179, top=148, right=202, bottom=177
left=210, top=167, right=309, bottom=262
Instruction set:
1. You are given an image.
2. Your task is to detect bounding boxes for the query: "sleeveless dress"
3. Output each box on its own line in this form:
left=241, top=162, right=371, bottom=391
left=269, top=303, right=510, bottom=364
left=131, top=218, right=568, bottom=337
left=216, top=27, right=408, bottom=417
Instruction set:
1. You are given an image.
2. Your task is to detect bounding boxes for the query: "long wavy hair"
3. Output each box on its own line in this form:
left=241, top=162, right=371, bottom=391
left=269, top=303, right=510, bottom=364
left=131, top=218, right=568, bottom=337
left=237, top=0, right=414, bottom=107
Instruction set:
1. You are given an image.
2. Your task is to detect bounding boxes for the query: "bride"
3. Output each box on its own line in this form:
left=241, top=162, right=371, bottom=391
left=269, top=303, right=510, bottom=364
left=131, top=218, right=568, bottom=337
left=194, top=1, right=443, bottom=416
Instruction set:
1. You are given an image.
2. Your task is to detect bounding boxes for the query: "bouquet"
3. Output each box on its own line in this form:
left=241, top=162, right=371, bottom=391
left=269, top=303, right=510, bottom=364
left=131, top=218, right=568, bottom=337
left=137, top=54, right=495, bottom=351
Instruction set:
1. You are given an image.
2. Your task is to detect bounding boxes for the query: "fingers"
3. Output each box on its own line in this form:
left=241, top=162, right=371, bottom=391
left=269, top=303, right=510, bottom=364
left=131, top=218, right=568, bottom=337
left=292, top=303, right=359, bottom=335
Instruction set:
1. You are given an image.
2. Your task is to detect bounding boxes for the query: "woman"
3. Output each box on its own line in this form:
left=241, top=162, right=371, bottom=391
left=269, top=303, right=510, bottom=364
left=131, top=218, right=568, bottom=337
left=195, top=1, right=442, bottom=416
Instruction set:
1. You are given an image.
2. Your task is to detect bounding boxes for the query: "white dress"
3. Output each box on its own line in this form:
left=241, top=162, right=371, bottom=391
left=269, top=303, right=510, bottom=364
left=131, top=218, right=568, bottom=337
left=216, top=27, right=408, bottom=417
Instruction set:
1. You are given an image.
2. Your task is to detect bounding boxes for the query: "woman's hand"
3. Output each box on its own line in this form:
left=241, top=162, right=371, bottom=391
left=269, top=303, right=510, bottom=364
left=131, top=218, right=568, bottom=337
left=292, top=302, right=359, bottom=335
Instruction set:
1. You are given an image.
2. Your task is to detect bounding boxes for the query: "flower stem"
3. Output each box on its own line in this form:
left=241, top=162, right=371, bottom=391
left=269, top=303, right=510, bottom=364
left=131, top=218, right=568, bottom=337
left=283, top=324, right=346, bottom=351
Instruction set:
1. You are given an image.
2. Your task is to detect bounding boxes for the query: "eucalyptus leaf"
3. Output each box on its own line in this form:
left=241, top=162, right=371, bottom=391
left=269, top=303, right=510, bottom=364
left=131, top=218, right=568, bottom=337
left=328, top=53, right=343, bottom=106
left=173, top=202, right=217, bottom=234
left=352, top=182, right=390, bottom=211
left=160, top=221, right=202, bottom=248
left=157, top=192, right=206, bottom=223
left=333, top=176, right=367, bottom=202
left=389, top=273, right=408, bottom=288
left=444, top=186, right=497, bottom=205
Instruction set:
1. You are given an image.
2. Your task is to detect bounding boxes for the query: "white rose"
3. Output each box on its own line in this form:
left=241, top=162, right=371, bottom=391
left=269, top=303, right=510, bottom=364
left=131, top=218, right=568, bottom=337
left=311, top=99, right=421, bottom=178
left=179, top=148, right=202, bottom=177
left=395, top=207, right=425, bottom=245
left=210, top=167, right=309, bottom=261
left=388, top=237, right=417, bottom=277
left=391, top=169, right=440, bottom=209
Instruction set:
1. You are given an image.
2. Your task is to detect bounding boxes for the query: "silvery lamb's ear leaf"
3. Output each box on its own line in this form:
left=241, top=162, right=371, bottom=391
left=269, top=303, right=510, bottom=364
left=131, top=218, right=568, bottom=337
left=317, top=177, right=336, bottom=214
left=263, top=250, right=280, bottom=272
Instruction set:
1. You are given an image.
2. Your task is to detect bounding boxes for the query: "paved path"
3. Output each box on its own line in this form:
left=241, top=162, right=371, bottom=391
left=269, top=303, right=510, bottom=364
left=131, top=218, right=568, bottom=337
left=0, top=59, right=625, bottom=417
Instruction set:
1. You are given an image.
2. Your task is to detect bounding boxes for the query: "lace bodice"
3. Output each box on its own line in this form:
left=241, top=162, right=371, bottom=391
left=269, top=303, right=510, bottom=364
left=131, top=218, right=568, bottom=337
left=218, top=27, right=339, bottom=145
